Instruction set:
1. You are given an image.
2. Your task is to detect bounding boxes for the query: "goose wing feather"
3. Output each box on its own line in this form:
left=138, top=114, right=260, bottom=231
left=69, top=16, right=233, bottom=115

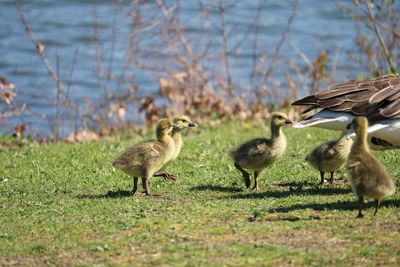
left=292, top=74, right=400, bottom=120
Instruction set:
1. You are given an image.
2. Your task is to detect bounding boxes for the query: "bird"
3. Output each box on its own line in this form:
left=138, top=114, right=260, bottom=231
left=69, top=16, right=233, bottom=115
left=228, top=112, right=293, bottom=191
left=346, top=116, right=396, bottom=218
left=305, top=133, right=353, bottom=185
left=154, top=115, right=197, bottom=180
left=112, top=118, right=177, bottom=196
left=292, top=74, right=400, bottom=149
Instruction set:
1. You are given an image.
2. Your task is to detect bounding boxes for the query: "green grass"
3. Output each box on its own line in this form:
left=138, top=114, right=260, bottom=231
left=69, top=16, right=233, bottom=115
left=1, top=121, right=399, bottom=266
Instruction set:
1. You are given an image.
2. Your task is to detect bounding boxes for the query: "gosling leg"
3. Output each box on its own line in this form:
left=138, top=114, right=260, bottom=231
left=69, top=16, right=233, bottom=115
left=319, top=171, right=325, bottom=185
left=356, top=195, right=364, bottom=218
left=142, top=177, right=150, bottom=196
left=234, top=162, right=250, bottom=188
left=132, top=177, right=138, bottom=195
left=251, top=171, right=260, bottom=192
left=374, top=199, right=381, bottom=216
left=328, top=172, right=334, bottom=184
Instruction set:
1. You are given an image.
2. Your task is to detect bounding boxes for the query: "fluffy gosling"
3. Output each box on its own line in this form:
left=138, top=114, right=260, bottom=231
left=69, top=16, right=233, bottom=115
left=228, top=112, right=292, bottom=191
left=112, top=118, right=176, bottom=196
left=155, top=115, right=197, bottom=180
left=305, top=133, right=353, bottom=185
left=347, top=116, right=396, bottom=218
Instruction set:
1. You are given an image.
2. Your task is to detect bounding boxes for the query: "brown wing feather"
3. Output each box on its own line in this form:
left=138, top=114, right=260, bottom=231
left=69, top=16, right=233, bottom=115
left=387, top=91, right=400, bottom=101
left=317, top=97, right=346, bottom=108
left=291, top=95, right=318, bottom=106
left=316, top=87, right=369, bottom=100
left=369, top=87, right=400, bottom=104
left=380, top=98, right=400, bottom=118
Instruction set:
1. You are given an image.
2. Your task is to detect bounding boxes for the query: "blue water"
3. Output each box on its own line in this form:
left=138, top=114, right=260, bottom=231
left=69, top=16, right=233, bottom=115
left=0, top=0, right=357, bottom=136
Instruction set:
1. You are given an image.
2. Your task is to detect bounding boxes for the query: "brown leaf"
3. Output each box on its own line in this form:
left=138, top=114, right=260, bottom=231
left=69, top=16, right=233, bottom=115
left=36, top=42, right=45, bottom=54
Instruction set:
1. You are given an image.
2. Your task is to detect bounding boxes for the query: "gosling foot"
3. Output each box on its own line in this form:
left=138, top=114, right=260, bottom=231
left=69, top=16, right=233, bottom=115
left=155, top=173, right=180, bottom=181
left=251, top=186, right=259, bottom=192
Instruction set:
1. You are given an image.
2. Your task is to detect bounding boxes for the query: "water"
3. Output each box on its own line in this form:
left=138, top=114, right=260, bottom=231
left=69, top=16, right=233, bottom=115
left=0, top=0, right=357, bottom=137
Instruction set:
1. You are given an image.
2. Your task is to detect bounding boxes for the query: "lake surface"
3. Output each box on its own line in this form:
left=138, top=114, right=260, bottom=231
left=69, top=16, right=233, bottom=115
left=0, top=0, right=358, bottom=136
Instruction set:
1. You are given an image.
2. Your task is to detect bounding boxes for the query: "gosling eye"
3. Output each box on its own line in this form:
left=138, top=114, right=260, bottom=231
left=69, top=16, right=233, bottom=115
left=182, top=119, right=188, bottom=123
left=278, top=116, right=283, bottom=120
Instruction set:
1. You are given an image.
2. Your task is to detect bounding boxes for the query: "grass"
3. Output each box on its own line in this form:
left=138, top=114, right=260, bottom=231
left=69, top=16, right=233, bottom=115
left=0, top=120, right=400, bottom=266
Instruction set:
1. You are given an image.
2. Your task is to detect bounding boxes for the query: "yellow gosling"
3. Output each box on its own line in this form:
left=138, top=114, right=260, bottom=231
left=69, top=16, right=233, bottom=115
left=155, top=115, right=197, bottom=180
left=347, top=116, right=396, bottom=218
left=305, top=133, right=352, bottom=184
left=112, top=118, right=176, bottom=196
left=228, top=112, right=292, bottom=191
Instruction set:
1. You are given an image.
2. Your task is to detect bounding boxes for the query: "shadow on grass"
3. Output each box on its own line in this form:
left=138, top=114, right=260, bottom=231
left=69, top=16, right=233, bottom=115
left=76, top=189, right=133, bottom=199
left=269, top=199, right=400, bottom=213
left=190, top=184, right=243, bottom=193
left=225, top=185, right=352, bottom=200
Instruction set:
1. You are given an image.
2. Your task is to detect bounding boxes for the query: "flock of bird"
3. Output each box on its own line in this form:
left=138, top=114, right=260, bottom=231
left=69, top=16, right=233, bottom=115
left=112, top=74, right=400, bottom=218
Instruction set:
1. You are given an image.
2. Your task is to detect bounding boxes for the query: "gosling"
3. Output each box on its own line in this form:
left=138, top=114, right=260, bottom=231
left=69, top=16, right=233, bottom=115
left=155, top=115, right=197, bottom=180
left=228, top=112, right=292, bottom=191
left=112, top=118, right=176, bottom=196
left=347, top=116, right=396, bottom=218
left=305, top=133, right=353, bottom=185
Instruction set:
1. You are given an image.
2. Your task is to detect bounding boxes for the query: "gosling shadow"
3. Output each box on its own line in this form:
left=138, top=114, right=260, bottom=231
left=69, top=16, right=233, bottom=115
left=76, top=189, right=133, bottom=199
left=269, top=199, right=400, bottom=213
left=190, top=184, right=243, bottom=193
left=225, top=185, right=352, bottom=200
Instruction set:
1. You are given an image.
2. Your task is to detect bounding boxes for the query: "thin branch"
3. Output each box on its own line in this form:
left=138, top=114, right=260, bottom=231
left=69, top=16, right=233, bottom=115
left=365, top=0, right=396, bottom=72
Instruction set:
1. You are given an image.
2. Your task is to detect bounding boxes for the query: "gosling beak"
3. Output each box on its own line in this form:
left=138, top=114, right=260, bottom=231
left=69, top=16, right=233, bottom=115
left=188, top=121, right=197, bottom=127
left=285, top=119, right=293, bottom=125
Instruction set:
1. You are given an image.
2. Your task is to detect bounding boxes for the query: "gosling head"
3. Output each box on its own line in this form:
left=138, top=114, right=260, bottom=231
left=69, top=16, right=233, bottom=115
left=156, top=118, right=176, bottom=137
left=173, top=115, right=197, bottom=131
left=270, top=112, right=293, bottom=128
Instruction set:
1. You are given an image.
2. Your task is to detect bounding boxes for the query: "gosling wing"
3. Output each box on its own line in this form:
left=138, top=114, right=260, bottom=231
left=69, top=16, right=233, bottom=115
left=113, top=140, right=165, bottom=168
left=230, top=138, right=273, bottom=166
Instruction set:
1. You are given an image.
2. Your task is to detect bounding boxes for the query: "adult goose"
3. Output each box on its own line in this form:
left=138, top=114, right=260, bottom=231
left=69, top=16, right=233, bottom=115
left=292, top=74, right=400, bottom=150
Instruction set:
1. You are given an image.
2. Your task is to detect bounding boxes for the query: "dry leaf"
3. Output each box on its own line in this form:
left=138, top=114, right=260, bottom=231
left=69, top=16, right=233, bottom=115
left=36, top=42, right=45, bottom=54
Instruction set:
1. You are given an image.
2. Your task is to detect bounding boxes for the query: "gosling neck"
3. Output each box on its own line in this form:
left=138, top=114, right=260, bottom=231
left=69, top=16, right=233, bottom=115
left=271, top=124, right=283, bottom=141
left=157, top=131, right=171, bottom=146
left=171, top=129, right=182, bottom=144
left=353, top=128, right=370, bottom=153
left=171, top=128, right=182, bottom=141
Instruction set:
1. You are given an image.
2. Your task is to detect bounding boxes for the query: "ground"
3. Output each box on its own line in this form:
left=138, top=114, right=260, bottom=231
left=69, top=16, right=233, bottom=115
left=0, top=121, right=399, bottom=266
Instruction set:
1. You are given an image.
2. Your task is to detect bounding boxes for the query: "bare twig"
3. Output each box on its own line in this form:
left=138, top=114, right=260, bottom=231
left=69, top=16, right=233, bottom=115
left=262, top=0, right=299, bottom=79
left=365, top=0, right=396, bottom=72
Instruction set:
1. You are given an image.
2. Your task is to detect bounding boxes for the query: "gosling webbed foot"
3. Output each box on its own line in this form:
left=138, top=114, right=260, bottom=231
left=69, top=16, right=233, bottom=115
left=154, top=172, right=180, bottom=181
left=251, top=186, right=259, bottom=192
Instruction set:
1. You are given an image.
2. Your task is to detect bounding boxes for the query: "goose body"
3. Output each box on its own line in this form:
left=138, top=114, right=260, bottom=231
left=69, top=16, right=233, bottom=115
left=292, top=74, right=400, bottom=150
left=305, top=134, right=352, bottom=184
left=346, top=117, right=396, bottom=218
left=112, top=118, right=176, bottom=195
left=228, top=112, right=292, bottom=191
